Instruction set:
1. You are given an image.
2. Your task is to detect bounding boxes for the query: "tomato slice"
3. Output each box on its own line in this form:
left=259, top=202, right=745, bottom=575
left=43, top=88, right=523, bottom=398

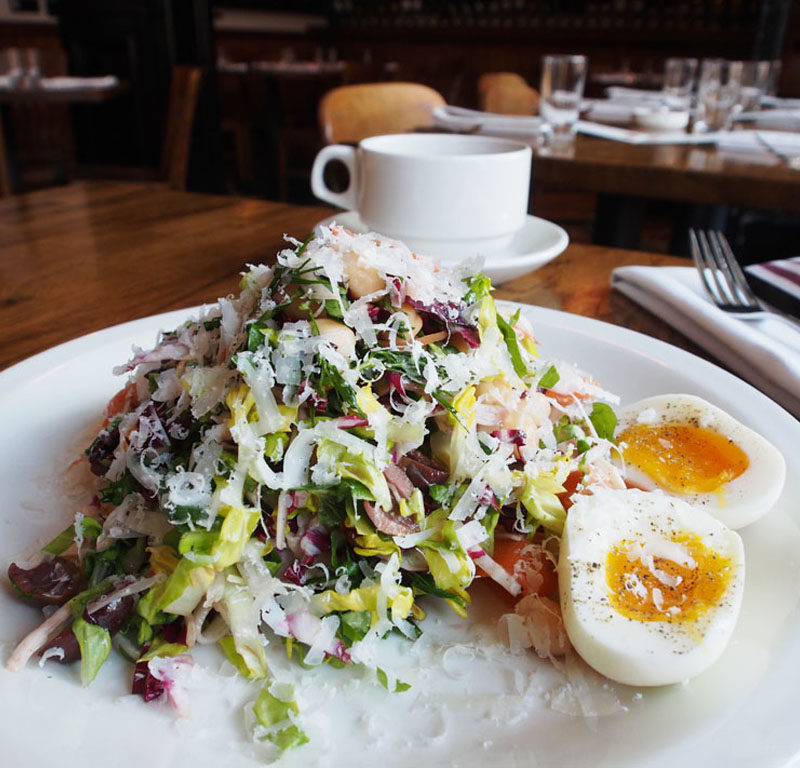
left=488, top=537, right=558, bottom=599
left=557, top=469, right=584, bottom=512
left=103, top=382, right=137, bottom=425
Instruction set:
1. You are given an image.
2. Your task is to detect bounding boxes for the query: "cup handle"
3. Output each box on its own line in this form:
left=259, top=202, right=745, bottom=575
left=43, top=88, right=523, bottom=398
left=311, top=144, right=358, bottom=210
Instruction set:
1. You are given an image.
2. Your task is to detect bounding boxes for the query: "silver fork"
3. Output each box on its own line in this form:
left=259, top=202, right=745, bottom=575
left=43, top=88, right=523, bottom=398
left=689, top=228, right=800, bottom=331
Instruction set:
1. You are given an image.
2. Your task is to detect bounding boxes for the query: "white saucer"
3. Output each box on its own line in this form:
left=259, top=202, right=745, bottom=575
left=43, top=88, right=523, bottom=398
left=314, top=211, right=569, bottom=284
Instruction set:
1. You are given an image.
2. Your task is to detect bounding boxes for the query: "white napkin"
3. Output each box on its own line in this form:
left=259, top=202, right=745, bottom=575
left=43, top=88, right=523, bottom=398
left=611, top=265, right=800, bottom=418
left=582, top=100, right=637, bottom=124
left=735, top=109, right=800, bottom=131
left=604, top=86, right=665, bottom=104
left=762, top=95, right=800, bottom=109
left=431, top=105, right=542, bottom=136
left=39, top=75, right=119, bottom=91
left=577, top=120, right=716, bottom=145
left=715, top=129, right=800, bottom=159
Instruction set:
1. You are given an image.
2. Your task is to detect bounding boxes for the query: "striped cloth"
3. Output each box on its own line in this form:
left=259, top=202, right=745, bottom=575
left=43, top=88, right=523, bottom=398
left=747, top=257, right=800, bottom=317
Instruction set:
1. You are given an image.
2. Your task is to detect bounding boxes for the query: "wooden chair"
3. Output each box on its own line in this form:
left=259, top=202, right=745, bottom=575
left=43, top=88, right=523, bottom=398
left=318, top=81, right=446, bottom=145
left=477, top=72, right=540, bottom=116
left=72, top=65, right=202, bottom=190
left=0, top=120, right=11, bottom=197
left=160, top=65, right=203, bottom=189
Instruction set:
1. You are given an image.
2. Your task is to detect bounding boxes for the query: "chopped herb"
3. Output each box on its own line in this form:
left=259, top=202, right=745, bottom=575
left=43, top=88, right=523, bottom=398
left=591, top=402, right=618, bottom=441
left=537, top=365, right=560, bottom=390
left=496, top=309, right=528, bottom=378
left=429, top=484, right=456, bottom=507
left=339, top=610, right=371, bottom=644
left=462, top=272, right=493, bottom=305
left=42, top=516, right=103, bottom=555
left=376, top=666, right=411, bottom=693
left=98, top=472, right=140, bottom=505
left=409, top=572, right=467, bottom=610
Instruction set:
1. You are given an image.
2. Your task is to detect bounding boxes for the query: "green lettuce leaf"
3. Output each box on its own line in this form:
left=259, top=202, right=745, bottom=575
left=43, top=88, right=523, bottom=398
left=217, top=577, right=269, bottom=680
left=519, top=471, right=567, bottom=535
left=495, top=309, right=528, bottom=378
left=252, top=682, right=309, bottom=754
left=537, top=365, right=560, bottom=390
left=73, top=617, right=111, bottom=686
left=137, top=558, right=215, bottom=621
left=316, top=439, right=392, bottom=512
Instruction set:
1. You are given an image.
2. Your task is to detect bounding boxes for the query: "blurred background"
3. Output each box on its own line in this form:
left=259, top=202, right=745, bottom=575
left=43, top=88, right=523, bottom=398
left=1, top=0, right=797, bottom=255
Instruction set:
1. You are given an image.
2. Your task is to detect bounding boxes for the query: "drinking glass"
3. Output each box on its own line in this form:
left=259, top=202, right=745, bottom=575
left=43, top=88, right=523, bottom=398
left=662, top=57, right=697, bottom=110
left=21, top=48, right=41, bottom=88
left=0, top=48, right=24, bottom=88
left=539, top=54, right=587, bottom=146
left=765, top=59, right=782, bottom=96
left=695, top=59, right=743, bottom=132
left=737, top=60, right=770, bottom=112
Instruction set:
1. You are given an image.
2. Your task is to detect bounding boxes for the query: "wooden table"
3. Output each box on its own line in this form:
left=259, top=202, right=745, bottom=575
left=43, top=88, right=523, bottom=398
left=534, top=134, right=800, bottom=212
left=0, top=180, right=695, bottom=374
left=531, top=132, right=800, bottom=249
left=0, top=82, right=128, bottom=106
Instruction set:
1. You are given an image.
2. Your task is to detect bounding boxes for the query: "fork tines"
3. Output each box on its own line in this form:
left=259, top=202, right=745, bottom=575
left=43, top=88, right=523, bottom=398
left=689, top=229, right=761, bottom=314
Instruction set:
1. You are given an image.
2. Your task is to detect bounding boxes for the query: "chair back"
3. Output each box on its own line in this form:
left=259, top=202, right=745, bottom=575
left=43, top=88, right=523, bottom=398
left=477, top=72, right=539, bottom=116
left=318, top=81, right=445, bottom=144
left=161, top=65, right=203, bottom=189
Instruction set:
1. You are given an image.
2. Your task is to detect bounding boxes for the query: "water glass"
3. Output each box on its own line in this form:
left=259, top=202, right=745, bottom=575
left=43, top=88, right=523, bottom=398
left=21, top=48, right=41, bottom=88
left=737, top=60, right=770, bottom=112
left=663, top=57, right=698, bottom=110
left=765, top=59, right=782, bottom=96
left=539, top=54, right=587, bottom=145
left=695, top=59, right=743, bottom=132
left=0, top=48, right=24, bottom=87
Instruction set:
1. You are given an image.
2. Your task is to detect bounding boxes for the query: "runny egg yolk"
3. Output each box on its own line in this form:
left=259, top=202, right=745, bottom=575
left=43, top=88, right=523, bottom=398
left=606, top=533, right=733, bottom=623
left=618, top=423, right=749, bottom=495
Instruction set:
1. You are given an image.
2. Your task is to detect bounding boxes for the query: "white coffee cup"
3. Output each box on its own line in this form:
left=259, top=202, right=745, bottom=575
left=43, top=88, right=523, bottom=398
left=310, top=133, right=532, bottom=262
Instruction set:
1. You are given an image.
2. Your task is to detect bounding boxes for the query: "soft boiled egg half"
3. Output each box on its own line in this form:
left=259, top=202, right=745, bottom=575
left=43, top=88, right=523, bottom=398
left=614, top=394, right=786, bottom=529
left=558, top=486, right=745, bottom=686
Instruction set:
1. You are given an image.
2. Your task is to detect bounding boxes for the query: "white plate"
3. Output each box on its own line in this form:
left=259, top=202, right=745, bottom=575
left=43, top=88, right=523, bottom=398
left=315, top=211, right=569, bottom=285
left=2, top=305, right=800, bottom=768
left=431, top=105, right=543, bottom=137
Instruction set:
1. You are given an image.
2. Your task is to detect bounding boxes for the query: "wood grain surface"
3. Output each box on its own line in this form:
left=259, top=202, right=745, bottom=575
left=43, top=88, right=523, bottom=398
left=0, top=180, right=696, bottom=373
left=0, top=82, right=128, bottom=105
left=532, top=134, right=800, bottom=212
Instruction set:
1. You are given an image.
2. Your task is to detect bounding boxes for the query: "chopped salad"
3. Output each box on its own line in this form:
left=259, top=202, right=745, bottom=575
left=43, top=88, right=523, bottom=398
left=5, top=225, right=623, bottom=754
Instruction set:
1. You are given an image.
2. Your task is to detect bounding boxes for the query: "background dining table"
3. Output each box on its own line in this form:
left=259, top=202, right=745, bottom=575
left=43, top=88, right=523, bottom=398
left=530, top=132, right=800, bottom=249
left=0, top=80, right=129, bottom=197
left=0, top=179, right=702, bottom=375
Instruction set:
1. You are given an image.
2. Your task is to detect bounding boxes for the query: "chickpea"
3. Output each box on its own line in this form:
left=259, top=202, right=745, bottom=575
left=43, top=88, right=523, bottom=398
left=400, top=303, right=423, bottom=337
left=342, top=249, right=385, bottom=298
left=475, top=379, right=549, bottom=441
left=277, top=283, right=322, bottom=321
left=316, top=318, right=356, bottom=359
left=476, top=378, right=506, bottom=400
left=450, top=335, right=472, bottom=354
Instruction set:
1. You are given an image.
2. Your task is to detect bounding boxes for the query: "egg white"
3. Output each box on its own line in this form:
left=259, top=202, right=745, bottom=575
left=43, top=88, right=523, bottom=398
left=558, top=487, right=745, bottom=687
left=615, top=394, right=786, bottom=529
